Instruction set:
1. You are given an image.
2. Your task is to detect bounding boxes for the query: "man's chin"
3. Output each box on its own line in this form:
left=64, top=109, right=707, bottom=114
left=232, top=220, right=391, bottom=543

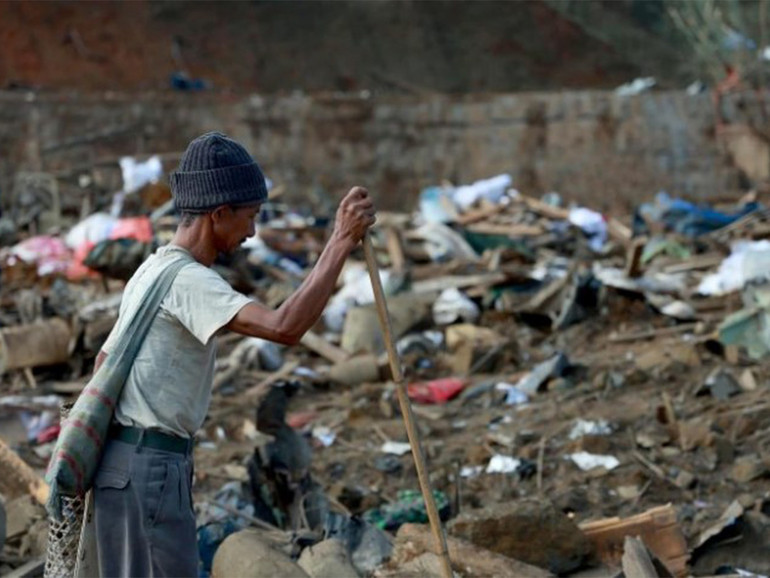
left=222, top=240, right=247, bottom=255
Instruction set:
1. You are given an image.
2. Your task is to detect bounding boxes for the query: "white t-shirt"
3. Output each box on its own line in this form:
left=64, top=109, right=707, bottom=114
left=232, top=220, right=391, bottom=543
left=102, top=245, right=252, bottom=437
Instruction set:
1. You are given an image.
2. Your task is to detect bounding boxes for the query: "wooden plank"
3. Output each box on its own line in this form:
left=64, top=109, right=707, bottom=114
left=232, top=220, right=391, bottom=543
left=607, top=217, right=633, bottom=245
left=580, top=504, right=689, bottom=577
left=48, top=381, right=88, bottom=395
left=624, top=237, right=646, bottom=278
left=300, top=331, right=349, bottom=364
left=385, top=227, right=407, bottom=273
left=517, top=272, right=572, bottom=312
left=241, top=360, right=300, bottom=402
left=465, top=223, right=545, bottom=237
left=520, top=195, right=569, bottom=220
left=411, top=272, right=507, bottom=294
left=455, top=203, right=507, bottom=226
left=662, top=254, right=724, bottom=274
left=608, top=323, right=698, bottom=343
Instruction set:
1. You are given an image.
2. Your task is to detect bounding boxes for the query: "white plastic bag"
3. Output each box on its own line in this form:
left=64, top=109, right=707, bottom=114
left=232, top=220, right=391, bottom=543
left=432, top=288, right=480, bottom=325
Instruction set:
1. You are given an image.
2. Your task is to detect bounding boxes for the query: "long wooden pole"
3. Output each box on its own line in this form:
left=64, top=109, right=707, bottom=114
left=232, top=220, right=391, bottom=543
left=362, top=234, right=453, bottom=578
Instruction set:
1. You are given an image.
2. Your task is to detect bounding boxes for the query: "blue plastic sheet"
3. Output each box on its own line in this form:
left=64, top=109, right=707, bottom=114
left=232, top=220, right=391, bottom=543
left=639, top=192, right=759, bottom=237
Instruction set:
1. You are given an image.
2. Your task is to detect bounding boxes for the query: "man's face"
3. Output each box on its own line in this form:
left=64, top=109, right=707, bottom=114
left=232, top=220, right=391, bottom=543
left=211, top=204, right=261, bottom=253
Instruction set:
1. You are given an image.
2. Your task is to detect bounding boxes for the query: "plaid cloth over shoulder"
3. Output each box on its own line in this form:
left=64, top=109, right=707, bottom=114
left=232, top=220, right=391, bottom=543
left=45, top=251, right=193, bottom=521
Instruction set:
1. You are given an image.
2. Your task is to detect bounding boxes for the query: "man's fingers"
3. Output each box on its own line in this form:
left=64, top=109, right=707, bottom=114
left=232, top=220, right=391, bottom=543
left=346, top=199, right=375, bottom=215
left=338, top=186, right=376, bottom=237
left=346, top=195, right=372, bottom=207
left=347, top=186, right=369, bottom=200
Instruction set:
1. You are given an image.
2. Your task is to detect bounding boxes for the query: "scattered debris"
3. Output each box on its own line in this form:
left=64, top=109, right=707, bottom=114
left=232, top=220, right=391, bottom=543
left=2, top=167, right=770, bottom=576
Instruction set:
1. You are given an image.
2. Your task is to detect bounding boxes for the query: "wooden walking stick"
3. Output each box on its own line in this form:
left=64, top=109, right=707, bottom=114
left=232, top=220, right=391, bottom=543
left=362, top=234, right=453, bottom=578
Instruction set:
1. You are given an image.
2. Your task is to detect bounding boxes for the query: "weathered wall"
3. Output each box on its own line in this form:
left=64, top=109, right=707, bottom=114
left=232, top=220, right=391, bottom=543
left=0, top=90, right=753, bottom=213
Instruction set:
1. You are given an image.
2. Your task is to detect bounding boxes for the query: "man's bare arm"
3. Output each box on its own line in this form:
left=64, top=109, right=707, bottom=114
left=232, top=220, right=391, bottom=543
left=226, top=186, right=375, bottom=344
left=226, top=234, right=353, bottom=344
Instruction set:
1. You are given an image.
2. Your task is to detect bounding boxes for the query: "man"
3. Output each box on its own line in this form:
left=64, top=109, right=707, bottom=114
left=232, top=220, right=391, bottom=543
left=92, top=132, right=375, bottom=577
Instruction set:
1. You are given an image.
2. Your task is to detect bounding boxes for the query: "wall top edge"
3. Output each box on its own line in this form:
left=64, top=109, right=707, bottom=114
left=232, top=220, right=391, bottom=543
left=0, top=89, right=715, bottom=106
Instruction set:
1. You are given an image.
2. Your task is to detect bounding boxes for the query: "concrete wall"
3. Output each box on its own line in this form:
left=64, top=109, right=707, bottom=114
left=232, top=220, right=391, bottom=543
left=0, top=90, right=754, bottom=213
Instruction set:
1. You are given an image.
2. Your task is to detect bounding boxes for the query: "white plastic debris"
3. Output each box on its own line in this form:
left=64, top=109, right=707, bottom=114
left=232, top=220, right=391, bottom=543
left=594, top=265, right=687, bottom=294
left=229, top=337, right=284, bottom=371
left=120, top=155, right=163, bottom=194
left=494, top=382, right=530, bottom=405
left=381, top=441, right=412, bottom=456
left=419, top=187, right=458, bottom=224
left=569, top=207, right=607, bottom=252
left=514, top=353, right=569, bottom=395
left=312, top=426, right=336, bottom=447
left=734, top=569, right=768, bottom=578
left=569, top=419, right=612, bottom=440
left=293, top=366, right=321, bottom=379
left=0, top=394, right=62, bottom=408
left=698, top=240, right=770, bottom=296
left=411, top=222, right=479, bottom=262
left=569, top=452, right=620, bottom=471
left=65, top=212, right=118, bottom=249
left=397, top=331, right=444, bottom=357
left=112, top=155, right=164, bottom=216
left=432, top=288, right=480, bottom=325
left=324, top=265, right=391, bottom=332
left=660, top=300, right=698, bottom=321
left=615, top=77, right=656, bottom=96
left=486, top=454, right=521, bottom=474
left=686, top=80, right=707, bottom=95
left=460, top=465, right=484, bottom=478
left=452, top=174, right=513, bottom=210
left=242, top=235, right=305, bottom=276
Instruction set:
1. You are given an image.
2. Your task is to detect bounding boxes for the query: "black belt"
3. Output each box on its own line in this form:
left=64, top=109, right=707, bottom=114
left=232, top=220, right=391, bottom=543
left=109, top=424, right=193, bottom=455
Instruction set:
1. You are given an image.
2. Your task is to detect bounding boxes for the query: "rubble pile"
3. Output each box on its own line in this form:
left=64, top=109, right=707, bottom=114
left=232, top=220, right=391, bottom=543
left=2, top=165, right=770, bottom=577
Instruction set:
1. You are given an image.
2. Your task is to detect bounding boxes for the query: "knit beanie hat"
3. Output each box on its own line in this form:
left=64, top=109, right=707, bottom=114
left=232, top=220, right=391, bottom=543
left=170, top=132, right=267, bottom=212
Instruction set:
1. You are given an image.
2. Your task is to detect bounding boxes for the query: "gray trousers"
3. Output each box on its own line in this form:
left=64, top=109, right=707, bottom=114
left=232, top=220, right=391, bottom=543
left=93, top=439, right=197, bottom=578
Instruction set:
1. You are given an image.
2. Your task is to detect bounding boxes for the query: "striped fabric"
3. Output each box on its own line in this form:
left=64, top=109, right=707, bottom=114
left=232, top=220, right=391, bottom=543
left=46, top=252, right=193, bottom=521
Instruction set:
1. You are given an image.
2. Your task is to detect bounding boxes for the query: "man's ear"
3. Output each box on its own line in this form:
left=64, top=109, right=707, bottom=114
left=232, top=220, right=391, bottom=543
left=210, top=205, right=231, bottom=224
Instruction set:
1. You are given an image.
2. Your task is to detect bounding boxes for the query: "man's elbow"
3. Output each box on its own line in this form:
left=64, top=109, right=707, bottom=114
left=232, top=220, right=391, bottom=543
left=269, top=309, right=306, bottom=345
left=247, top=319, right=303, bottom=346
left=273, top=329, right=302, bottom=346
left=234, top=305, right=305, bottom=345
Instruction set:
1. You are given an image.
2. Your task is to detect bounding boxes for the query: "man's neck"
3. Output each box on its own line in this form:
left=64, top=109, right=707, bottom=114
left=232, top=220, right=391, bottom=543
left=171, top=224, right=217, bottom=267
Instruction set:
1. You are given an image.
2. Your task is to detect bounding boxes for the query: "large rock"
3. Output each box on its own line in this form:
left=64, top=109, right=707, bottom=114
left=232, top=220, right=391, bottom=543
left=212, top=529, right=309, bottom=578
left=298, top=539, right=359, bottom=578
left=448, top=499, right=592, bottom=575
left=394, top=523, right=551, bottom=578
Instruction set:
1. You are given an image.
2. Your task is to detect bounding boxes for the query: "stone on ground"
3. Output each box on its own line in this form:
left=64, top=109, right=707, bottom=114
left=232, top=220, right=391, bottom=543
left=212, top=529, right=309, bottom=578
left=448, top=498, right=592, bottom=574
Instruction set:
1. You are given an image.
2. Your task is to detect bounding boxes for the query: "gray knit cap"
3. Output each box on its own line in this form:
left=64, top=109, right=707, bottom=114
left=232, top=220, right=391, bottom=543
left=170, top=132, right=267, bottom=212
